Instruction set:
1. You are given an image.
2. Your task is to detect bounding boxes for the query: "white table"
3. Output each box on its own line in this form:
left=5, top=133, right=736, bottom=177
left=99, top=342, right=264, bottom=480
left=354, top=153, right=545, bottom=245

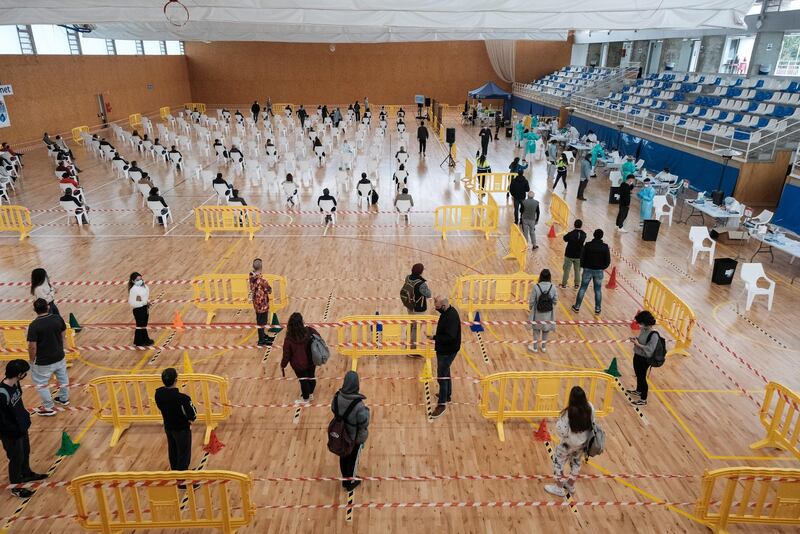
left=682, top=199, right=743, bottom=225
left=749, top=227, right=800, bottom=262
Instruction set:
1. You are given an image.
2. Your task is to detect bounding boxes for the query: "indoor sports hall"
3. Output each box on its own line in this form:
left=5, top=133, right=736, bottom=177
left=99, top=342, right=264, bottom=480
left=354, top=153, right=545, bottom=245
left=0, top=1, right=798, bottom=533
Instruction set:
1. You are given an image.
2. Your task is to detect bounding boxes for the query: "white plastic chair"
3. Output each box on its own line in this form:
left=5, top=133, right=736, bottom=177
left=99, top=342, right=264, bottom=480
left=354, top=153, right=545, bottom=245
left=740, top=263, right=775, bottom=311
left=689, top=226, right=716, bottom=266
left=137, top=182, right=152, bottom=206
left=751, top=209, right=773, bottom=225
left=213, top=182, right=231, bottom=204
left=652, top=195, right=673, bottom=226
left=169, top=151, right=183, bottom=171
left=319, top=199, right=336, bottom=225
left=396, top=199, right=412, bottom=224
left=564, top=150, right=575, bottom=173
left=147, top=201, right=173, bottom=230
left=396, top=151, right=409, bottom=165
left=245, top=159, right=261, bottom=184
left=60, top=201, right=87, bottom=226
left=282, top=181, right=299, bottom=207
left=357, top=182, right=373, bottom=210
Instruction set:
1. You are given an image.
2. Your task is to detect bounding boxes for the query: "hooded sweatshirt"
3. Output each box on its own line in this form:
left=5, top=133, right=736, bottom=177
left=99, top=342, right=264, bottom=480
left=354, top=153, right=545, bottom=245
left=331, top=371, right=370, bottom=444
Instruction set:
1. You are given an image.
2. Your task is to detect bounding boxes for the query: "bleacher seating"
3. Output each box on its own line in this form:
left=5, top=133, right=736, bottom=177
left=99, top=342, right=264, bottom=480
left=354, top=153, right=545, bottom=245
left=517, top=65, right=620, bottom=100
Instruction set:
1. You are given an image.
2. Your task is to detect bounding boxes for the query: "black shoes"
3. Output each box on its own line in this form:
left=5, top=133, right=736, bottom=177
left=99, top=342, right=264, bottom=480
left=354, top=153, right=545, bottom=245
left=343, top=480, right=362, bottom=492
left=430, top=404, right=447, bottom=419
left=23, top=473, right=47, bottom=482
left=11, top=488, right=34, bottom=498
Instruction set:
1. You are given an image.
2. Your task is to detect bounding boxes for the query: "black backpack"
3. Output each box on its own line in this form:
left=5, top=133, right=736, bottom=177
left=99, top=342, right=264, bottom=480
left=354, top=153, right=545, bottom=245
left=327, top=393, right=361, bottom=457
left=646, top=331, right=667, bottom=368
left=400, top=277, right=426, bottom=312
left=535, top=284, right=554, bottom=313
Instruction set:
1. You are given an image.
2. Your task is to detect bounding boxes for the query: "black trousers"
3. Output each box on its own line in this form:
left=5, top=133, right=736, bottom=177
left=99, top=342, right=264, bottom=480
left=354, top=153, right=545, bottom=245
left=49, top=301, right=61, bottom=317
left=554, top=170, right=567, bottom=190
left=480, top=140, right=489, bottom=156
left=577, top=179, right=588, bottom=199
left=633, top=354, right=650, bottom=400
left=256, top=311, right=270, bottom=342
left=165, top=428, right=192, bottom=471
left=616, top=205, right=630, bottom=228
left=339, top=444, right=362, bottom=481
left=418, top=139, right=426, bottom=154
left=1, top=433, right=33, bottom=483
left=512, top=198, right=522, bottom=224
left=132, top=305, right=151, bottom=346
left=295, top=367, right=317, bottom=399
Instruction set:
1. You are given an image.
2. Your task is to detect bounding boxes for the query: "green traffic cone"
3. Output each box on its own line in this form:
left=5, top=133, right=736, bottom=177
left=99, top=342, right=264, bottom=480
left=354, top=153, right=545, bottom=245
left=68, top=313, right=82, bottom=333
left=56, top=431, right=80, bottom=456
left=604, top=357, right=621, bottom=378
left=268, top=312, right=282, bottom=334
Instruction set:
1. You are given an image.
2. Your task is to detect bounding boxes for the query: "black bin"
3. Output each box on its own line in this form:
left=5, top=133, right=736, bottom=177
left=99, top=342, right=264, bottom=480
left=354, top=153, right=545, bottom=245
left=642, top=219, right=661, bottom=241
left=505, top=127, right=513, bottom=138
left=712, top=258, right=738, bottom=285
left=609, top=185, right=621, bottom=204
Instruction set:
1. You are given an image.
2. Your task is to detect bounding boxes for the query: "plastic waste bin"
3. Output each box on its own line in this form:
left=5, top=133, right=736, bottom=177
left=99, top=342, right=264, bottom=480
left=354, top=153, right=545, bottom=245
left=712, top=258, right=738, bottom=285
left=642, top=219, right=661, bottom=241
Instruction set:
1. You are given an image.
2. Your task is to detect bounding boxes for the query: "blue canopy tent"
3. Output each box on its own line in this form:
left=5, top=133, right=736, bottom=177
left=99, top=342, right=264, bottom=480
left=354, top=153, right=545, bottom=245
left=468, top=81, right=512, bottom=119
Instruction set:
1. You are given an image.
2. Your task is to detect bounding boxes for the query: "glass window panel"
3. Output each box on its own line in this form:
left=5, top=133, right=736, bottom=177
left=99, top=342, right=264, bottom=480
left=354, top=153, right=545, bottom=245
left=79, top=34, right=108, bottom=55
left=31, top=24, right=70, bottom=55
left=143, top=40, right=162, bottom=55
left=0, top=26, right=22, bottom=54
left=115, top=39, right=138, bottom=55
left=165, top=40, right=182, bottom=55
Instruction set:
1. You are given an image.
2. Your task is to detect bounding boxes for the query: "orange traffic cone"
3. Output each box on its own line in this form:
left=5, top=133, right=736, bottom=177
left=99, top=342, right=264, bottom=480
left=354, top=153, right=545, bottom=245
left=630, top=311, right=641, bottom=331
left=172, top=311, right=185, bottom=329
left=547, top=225, right=556, bottom=238
left=533, top=419, right=552, bottom=442
left=605, top=266, right=618, bottom=289
left=203, top=431, right=225, bottom=454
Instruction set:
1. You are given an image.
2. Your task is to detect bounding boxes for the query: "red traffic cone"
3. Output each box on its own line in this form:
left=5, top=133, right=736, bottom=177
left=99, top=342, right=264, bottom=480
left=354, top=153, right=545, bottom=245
left=547, top=225, right=556, bottom=239
left=630, top=311, right=641, bottom=331
left=172, top=311, right=185, bottom=329
left=605, top=266, right=617, bottom=289
left=533, top=419, right=552, bottom=442
left=203, top=431, right=225, bottom=454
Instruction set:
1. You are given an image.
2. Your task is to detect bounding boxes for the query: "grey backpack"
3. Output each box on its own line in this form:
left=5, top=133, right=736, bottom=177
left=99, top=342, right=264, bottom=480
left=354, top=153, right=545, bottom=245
left=584, top=422, right=605, bottom=458
left=310, top=333, right=330, bottom=366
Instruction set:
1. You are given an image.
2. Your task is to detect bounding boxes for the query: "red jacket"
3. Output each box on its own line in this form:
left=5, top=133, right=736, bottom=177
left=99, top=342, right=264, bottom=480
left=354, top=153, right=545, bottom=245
left=281, top=327, right=318, bottom=372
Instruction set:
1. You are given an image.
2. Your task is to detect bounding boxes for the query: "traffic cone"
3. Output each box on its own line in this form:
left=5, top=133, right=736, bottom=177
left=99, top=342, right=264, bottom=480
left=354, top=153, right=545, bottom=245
left=547, top=224, right=556, bottom=238
left=172, top=311, right=184, bottom=329
left=56, top=431, right=80, bottom=456
left=268, top=312, right=282, bottom=334
left=470, top=311, right=484, bottom=333
left=604, top=357, right=622, bottom=377
left=630, top=312, right=641, bottom=331
left=68, top=313, right=82, bottom=333
left=182, top=351, right=194, bottom=373
left=203, top=431, right=225, bottom=454
left=605, top=266, right=618, bottom=289
left=533, top=419, right=552, bottom=442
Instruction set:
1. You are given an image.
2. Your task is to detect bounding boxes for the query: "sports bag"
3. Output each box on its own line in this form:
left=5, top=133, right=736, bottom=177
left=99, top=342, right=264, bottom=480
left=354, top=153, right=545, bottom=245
left=327, top=394, right=361, bottom=457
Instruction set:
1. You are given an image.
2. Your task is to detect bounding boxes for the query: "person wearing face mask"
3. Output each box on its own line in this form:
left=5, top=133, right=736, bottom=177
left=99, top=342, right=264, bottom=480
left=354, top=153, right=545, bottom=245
left=128, top=272, right=154, bottom=347
left=427, top=296, right=461, bottom=419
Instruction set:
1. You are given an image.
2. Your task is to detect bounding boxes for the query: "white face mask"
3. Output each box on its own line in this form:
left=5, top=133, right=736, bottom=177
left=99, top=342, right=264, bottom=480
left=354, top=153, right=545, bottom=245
left=134, top=280, right=144, bottom=286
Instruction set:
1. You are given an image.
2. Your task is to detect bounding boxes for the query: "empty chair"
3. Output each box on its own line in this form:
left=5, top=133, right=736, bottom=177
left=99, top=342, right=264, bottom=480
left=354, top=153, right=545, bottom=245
left=200, top=169, right=214, bottom=190
left=245, top=159, right=261, bottom=184
left=750, top=209, right=773, bottom=225
left=688, top=226, right=716, bottom=266
left=651, top=195, right=673, bottom=226
left=740, top=263, right=775, bottom=311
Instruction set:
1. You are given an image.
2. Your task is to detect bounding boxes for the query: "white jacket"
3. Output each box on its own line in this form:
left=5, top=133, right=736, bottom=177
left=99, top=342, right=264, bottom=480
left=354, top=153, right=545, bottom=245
left=128, top=284, right=150, bottom=308
left=33, top=280, right=55, bottom=303
left=555, top=404, right=595, bottom=451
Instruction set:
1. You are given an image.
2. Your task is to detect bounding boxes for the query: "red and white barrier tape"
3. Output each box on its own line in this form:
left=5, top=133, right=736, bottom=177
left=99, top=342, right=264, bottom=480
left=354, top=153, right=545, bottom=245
left=253, top=500, right=697, bottom=510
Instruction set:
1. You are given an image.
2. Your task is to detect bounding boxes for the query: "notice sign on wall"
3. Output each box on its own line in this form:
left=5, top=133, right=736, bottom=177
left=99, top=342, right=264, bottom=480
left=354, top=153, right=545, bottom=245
left=0, top=96, right=10, bottom=128
left=0, top=85, right=12, bottom=96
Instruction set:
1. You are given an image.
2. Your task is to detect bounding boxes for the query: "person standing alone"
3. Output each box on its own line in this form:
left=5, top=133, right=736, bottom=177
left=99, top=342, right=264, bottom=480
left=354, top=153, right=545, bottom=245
left=417, top=121, right=429, bottom=157
left=428, top=296, right=461, bottom=419
left=400, top=263, right=432, bottom=352
left=281, top=313, right=318, bottom=403
left=519, top=191, right=540, bottom=250
left=577, top=153, right=591, bottom=200
left=479, top=126, right=493, bottom=156
left=616, top=175, right=634, bottom=233
left=249, top=259, right=273, bottom=346
left=26, top=299, right=70, bottom=416
left=154, top=368, right=197, bottom=477
left=128, top=272, right=154, bottom=347
left=251, top=100, right=260, bottom=124
left=508, top=171, right=530, bottom=225
left=330, top=371, right=370, bottom=491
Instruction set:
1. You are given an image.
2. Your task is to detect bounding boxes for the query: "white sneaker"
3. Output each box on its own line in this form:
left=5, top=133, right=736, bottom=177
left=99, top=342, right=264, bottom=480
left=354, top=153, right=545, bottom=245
left=619, top=227, right=629, bottom=233
left=293, top=398, right=305, bottom=405
left=528, top=343, right=538, bottom=353
left=540, top=343, right=547, bottom=353
left=544, top=484, right=566, bottom=497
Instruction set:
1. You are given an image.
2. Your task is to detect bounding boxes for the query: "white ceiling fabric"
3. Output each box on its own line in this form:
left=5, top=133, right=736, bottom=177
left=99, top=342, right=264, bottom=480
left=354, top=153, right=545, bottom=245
left=0, top=0, right=755, bottom=43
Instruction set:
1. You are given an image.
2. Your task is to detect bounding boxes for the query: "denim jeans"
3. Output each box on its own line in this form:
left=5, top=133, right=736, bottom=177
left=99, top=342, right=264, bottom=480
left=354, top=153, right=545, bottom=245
left=574, top=268, right=604, bottom=311
left=31, top=359, right=69, bottom=409
left=436, top=352, right=458, bottom=405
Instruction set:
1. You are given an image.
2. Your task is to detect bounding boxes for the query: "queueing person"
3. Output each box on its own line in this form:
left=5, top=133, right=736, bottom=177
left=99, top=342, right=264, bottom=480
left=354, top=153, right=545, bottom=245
left=577, top=153, right=591, bottom=201
left=560, top=220, right=587, bottom=289
left=572, top=229, right=611, bottom=315
left=281, top=312, right=318, bottom=404
left=508, top=171, right=530, bottom=225
left=26, top=299, right=70, bottom=416
left=0, top=360, right=48, bottom=498
left=428, top=296, right=461, bottom=419
left=519, top=190, right=540, bottom=250
left=154, top=368, right=197, bottom=479
left=249, top=259, right=273, bottom=346
left=30, top=268, right=59, bottom=316
left=400, top=263, right=432, bottom=352
left=626, top=311, right=660, bottom=407
left=528, top=269, right=557, bottom=353
left=417, top=121, right=429, bottom=157
left=616, top=175, right=635, bottom=233
left=128, top=272, right=154, bottom=347
left=331, top=371, right=370, bottom=491
left=544, top=386, right=594, bottom=497
left=479, top=126, right=493, bottom=156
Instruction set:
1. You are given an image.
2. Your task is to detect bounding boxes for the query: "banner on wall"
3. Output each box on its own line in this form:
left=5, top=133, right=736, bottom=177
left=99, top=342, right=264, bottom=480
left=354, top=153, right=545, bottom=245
left=0, top=96, right=10, bottom=128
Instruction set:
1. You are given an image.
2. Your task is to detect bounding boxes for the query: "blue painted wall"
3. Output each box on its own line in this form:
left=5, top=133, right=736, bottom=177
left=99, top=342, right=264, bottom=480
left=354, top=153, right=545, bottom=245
left=774, top=182, right=800, bottom=233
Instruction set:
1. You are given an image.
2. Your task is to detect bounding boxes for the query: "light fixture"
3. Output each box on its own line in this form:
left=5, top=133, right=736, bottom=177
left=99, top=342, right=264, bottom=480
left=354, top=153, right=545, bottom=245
left=163, top=0, right=189, bottom=28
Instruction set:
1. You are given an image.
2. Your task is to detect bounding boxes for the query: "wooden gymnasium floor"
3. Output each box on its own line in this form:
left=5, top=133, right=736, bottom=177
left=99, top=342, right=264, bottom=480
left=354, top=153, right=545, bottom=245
left=0, top=108, right=799, bottom=534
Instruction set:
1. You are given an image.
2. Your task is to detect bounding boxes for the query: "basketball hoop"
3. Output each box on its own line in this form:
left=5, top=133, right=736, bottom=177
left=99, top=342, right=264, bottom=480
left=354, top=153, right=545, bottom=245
left=163, top=0, right=190, bottom=27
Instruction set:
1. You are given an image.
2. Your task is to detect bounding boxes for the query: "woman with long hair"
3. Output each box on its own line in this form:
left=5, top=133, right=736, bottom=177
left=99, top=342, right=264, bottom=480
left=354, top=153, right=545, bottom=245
left=528, top=269, right=557, bottom=353
left=128, top=272, right=154, bottom=347
left=30, top=268, right=59, bottom=316
left=281, top=312, right=318, bottom=403
left=544, top=386, right=594, bottom=497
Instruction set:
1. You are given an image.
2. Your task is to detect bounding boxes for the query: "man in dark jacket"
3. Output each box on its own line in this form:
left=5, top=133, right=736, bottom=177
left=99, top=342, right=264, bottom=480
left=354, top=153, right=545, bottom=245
left=251, top=100, right=260, bottom=123
left=479, top=126, right=493, bottom=156
left=428, top=296, right=461, bottom=419
left=417, top=121, right=429, bottom=157
left=402, top=263, right=432, bottom=352
left=572, top=229, right=611, bottom=315
left=0, top=360, right=47, bottom=498
left=508, top=172, right=530, bottom=224
left=519, top=191, right=540, bottom=250
left=560, top=219, right=587, bottom=289
left=616, top=174, right=635, bottom=233
left=154, top=368, right=197, bottom=478
left=331, top=371, right=370, bottom=491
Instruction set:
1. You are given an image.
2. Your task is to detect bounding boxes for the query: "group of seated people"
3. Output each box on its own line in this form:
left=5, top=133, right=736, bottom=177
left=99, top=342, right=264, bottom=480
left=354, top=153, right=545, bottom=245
left=0, top=142, right=22, bottom=200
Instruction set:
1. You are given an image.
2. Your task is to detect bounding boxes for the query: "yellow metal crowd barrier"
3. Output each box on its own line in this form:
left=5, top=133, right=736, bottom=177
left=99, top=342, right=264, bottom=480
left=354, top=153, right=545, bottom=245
left=184, top=102, right=207, bottom=113
left=547, top=193, right=570, bottom=235
left=71, top=125, right=89, bottom=145
left=450, top=142, right=457, bottom=160
left=451, top=273, right=538, bottom=318
left=473, top=172, right=516, bottom=194
left=129, top=113, right=142, bottom=129
left=191, top=273, right=288, bottom=324
left=480, top=371, right=615, bottom=441
left=0, top=205, right=32, bottom=241
left=69, top=470, right=255, bottom=534
left=336, top=314, right=438, bottom=377
left=750, top=382, right=800, bottom=460
left=695, top=467, right=800, bottom=533
left=87, top=373, right=231, bottom=447
left=643, top=277, right=695, bottom=357
left=194, top=206, right=262, bottom=240
left=0, top=320, right=79, bottom=363
left=463, top=158, right=474, bottom=184
left=159, top=106, right=171, bottom=120
left=434, top=195, right=498, bottom=240
left=502, top=224, right=528, bottom=272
